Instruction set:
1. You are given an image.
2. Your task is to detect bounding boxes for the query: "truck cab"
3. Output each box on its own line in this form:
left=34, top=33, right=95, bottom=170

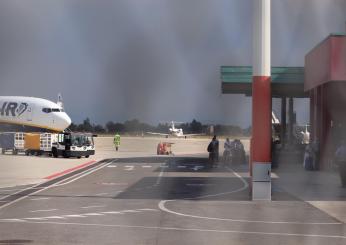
left=52, top=132, right=95, bottom=158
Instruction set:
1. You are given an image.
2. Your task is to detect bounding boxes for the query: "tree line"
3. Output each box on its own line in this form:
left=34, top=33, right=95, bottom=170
left=69, top=118, right=251, bottom=136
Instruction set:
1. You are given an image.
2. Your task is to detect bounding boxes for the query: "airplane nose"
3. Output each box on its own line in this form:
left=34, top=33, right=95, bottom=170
left=64, top=113, right=72, bottom=128
left=60, top=113, right=72, bottom=130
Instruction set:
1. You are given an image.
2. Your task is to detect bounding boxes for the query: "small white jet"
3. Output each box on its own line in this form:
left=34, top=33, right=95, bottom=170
left=147, top=121, right=205, bottom=138
left=0, top=95, right=71, bottom=132
left=300, top=124, right=310, bottom=144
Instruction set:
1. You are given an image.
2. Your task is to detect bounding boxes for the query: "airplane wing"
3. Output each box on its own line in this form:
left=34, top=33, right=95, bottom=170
left=146, top=132, right=170, bottom=136
left=181, top=133, right=206, bottom=137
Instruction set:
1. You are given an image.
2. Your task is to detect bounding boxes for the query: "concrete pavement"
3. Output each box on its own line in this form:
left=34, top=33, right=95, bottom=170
left=1, top=137, right=346, bottom=244
left=0, top=156, right=345, bottom=244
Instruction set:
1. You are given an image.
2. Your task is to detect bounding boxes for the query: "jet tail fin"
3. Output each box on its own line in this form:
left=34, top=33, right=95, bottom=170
left=57, top=93, right=64, bottom=109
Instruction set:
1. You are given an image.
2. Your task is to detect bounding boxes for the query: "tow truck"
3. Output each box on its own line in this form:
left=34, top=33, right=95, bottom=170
left=52, top=132, right=95, bottom=158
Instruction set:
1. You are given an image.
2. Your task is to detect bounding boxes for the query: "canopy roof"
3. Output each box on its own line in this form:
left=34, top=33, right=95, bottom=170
left=221, top=66, right=307, bottom=98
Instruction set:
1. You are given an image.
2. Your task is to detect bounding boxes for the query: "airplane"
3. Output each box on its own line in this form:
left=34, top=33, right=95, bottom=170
left=300, top=124, right=310, bottom=145
left=147, top=121, right=205, bottom=138
left=0, top=95, right=72, bottom=132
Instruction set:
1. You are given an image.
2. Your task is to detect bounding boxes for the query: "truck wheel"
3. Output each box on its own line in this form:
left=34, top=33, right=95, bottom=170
left=77, top=156, right=81, bottom=159
left=13, top=149, right=18, bottom=155
left=52, top=148, right=58, bottom=158
left=85, top=155, right=90, bottom=158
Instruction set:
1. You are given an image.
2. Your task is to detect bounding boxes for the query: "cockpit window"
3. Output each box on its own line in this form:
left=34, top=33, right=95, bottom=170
left=42, top=108, right=52, bottom=113
left=42, top=108, right=62, bottom=113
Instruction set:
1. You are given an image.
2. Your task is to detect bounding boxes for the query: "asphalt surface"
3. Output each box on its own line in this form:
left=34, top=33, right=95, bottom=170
left=0, top=157, right=345, bottom=245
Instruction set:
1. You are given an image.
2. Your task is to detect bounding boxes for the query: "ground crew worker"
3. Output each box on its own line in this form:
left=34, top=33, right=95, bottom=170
left=334, top=140, right=346, bottom=187
left=114, top=133, right=120, bottom=151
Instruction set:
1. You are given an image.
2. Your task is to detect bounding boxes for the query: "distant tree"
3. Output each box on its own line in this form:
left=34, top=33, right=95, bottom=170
left=124, top=119, right=140, bottom=132
left=83, top=118, right=94, bottom=132
left=190, top=119, right=203, bottom=133
left=106, top=121, right=125, bottom=133
left=157, top=123, right=169, bottom=132
left=93, top=124, right=105, bottom=133
left=113, top=123, right=125, bottom=133
left=69, top=123, right=78, bottom=132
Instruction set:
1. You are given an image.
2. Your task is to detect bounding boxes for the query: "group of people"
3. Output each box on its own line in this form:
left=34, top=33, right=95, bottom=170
left=207, top=135, right=245, bottom=166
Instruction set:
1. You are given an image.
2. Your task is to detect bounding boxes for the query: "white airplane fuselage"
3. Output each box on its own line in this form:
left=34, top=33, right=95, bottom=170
left=0, top=96, right=71, bottom=132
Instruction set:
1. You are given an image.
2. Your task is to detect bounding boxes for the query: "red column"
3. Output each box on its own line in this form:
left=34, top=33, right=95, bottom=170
left=252, top=77, right=272, bottom=162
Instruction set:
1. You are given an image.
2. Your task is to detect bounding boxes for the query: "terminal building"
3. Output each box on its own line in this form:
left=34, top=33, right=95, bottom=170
left=221, top=33, right=346, bottom=170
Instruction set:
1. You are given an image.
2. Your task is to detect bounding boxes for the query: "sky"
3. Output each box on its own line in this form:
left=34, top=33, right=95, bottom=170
left=0, top=0, right=345, bottom=127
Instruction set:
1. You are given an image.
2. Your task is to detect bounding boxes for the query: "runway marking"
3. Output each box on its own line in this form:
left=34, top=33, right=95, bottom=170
left=155, top=162, right=166, bottom=186
left=158, top=166, right=342, bottom=226
left=0, top=161, right=112, bottom=210
left=43, top=216, right=65, bottom=219
left=7, top=208, right=157, bottom=222
left=44, top=160, right=97, bottom=180
left=81, top=205, right=106, bottom=209
left=65, top=215, right=86, bottom=218
left=82, top=213, right=104, bottom=216
left=0, top=219, right=26, bottom=222
left=121, top=210, right=140, bottom=213
left=95, top=193, right=108, bottom=196
left=124, top=166, right=134, bottom=171
left=2, top=220, right=345, bottom=239
left=25, top=218, right=48, bottom=221
left=192, top=166, right=204, bottom=171
left=186, top=184, right=214, bottom=187
left=107, top=165, right=117, bottom=168
left=142, top=165, right=152, bottom=168
left=96, top=182, right=127, bottom=186
left=53, top=161, right=114, bottom=187
left=101, top=211, right=123, bottom=214
left=30, top=197, right=51, bottom=201
left=30, top=209, right=58, bottom=213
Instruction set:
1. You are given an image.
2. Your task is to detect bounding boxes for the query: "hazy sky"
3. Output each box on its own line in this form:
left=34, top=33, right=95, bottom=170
left=0, top=0, right=345, bottom=126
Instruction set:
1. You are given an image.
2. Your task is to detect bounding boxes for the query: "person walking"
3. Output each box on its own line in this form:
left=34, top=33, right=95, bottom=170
left=114, top=133, right=121, bottom=151
left=207, top=135, right=219, bottom=166
left=223, top=138, right=232, bottom=164
left=334, top=140, right=346, bottom=187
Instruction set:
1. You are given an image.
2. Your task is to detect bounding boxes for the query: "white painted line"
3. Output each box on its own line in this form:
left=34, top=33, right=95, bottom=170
left=54, top=161, right=113, bottom=187
left=3, top=220, right=346, bottom=239
left=177, top=165, right=187, bottom=168
left=0, top=219, right=26, bottom=222
left=186, top=184, right=214, bottom=187
left=142, top=165, right=152, bottom=168
left=82, top=213, right=104, bottom=216
left=0, top=184, right=44, bottom=201
left=137, top=208, right=159, bottom=212
left=30, top=209, right=58, bottom=213
left=95, top=193, right=108, bottom=196
left=0, top=161, right=112, bottom=210
left=121, top=210, right=140, bottom=213
left=44, top=216, right=66, bottom=219
left=30, top=197, right=51, bottom=201
left=65, top=215, right=87, bottom=218
left=158, top=167, right=341, bottom=226
left=101, top=211, right=123, bottom=214
left=155, top=161, right=166, bottom=186
left=25, top=218, right=48, bottom=221
left=107, top=165, right=117, bottom=168
left=124, top=166, right=134, bottom=171
left=81, top=205, right=106, bottom=209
